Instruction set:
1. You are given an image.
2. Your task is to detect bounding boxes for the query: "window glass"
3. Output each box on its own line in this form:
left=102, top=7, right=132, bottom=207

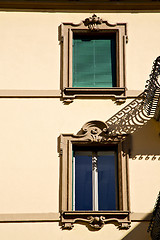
left=73, top=34, right=116, bottom=88
left=73, top=151, right=92, bottom=210
left=73, top=148, right=118, bottom=211
left=98, top=151, right=117, bottom=210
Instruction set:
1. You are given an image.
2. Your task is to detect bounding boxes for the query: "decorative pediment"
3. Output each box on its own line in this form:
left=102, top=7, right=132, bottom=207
left=61, top=14, right=123, bottom=31
left=73, top=120, right=127, bottom=143
left=83, top=14, right=103, bottom=30
left=78, top=120, right=109, bottom=142
left=83, top=14, right=118, bottom=31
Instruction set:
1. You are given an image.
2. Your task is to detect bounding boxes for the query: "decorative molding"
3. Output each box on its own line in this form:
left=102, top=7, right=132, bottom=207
left=0, top=212, right=151, bottom=223
left=74, top=120, right=128, bottom=142
left=1, top=1, right=160, bottom=11
left=63, top=88, right=126, bottom=98
left=0, top=89, right=141, bottom=99
left=0, top=213, right=60, bottom=222
left=61, top=211, right=130, bottom=230
left=0, top=90, right=61, bottom=98
left=83, top=14, right=103, bottom=30
left=131, top=213, right=152, bottom=222
left=79, top=120, right=109, bottom=142
left=60, top=16, right=127, bottom=101
left=87, top=216, right=105, bottom=229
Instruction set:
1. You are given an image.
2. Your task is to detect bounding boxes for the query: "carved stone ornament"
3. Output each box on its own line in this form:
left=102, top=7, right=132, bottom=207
left=80, top=120, right=108, bottom=142
left=60, top=124, right=130, bottom=230
left=87, top=216, right=105, bottom=229
left=61, top=211, right=131, bottom=230
left=73, top=120, right=127, bottom=143
left=83, top=14, right=103, bottom=30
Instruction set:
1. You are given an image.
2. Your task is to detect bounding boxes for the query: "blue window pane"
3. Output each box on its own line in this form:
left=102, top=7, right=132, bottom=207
left=98, top=152, right=117, bottom=210
left=75, top=152, right=92, bottom=210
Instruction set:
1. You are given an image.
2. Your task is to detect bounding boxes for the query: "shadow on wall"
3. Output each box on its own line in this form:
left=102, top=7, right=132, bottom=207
left=131, top=119, right=160, bottom=158
left=122, top=221, right=151, bottom=240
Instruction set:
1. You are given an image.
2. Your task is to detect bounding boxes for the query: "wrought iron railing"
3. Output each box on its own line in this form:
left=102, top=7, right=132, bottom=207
left=148, top=192, right=160, bottom=240
left=106, top=56, right=160, bottom=135
left=144, top=56, right=160, bottom=116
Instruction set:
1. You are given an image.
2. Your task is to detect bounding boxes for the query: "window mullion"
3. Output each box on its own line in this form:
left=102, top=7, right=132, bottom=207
left=92, top=154, right=98, bottom=211
left=72, top=156, right=75, bottom=211
left=93, top=40, right=95, bottom=87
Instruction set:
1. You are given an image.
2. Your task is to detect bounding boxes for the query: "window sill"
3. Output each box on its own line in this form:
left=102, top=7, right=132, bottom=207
left=61, top=210, right=130, bottom=230
left=63, top=87, right=126, bottom=102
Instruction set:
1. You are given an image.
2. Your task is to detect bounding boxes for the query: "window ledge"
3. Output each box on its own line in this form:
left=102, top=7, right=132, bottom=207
left=63, top=87, right=126, bottom=98
left=61, top=210, right=130, bottom=230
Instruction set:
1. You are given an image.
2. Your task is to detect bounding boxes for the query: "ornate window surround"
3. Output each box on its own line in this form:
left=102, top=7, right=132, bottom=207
left=59, top=15, right=128, bottom=102
left=59, top=120, right=130, bottom=230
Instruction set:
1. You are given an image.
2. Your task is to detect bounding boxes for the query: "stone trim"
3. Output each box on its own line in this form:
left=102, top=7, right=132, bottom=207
left=0, top=213, right=60, bottom=222
left=59, top=120, right=130, bottom=230
left=0, top=212, right=152, bottom=223
left=0, top=89, right=143, bottom=103
left=59, top=15, right=127, bottom=102
left=0, top=1, right=160, bottom=12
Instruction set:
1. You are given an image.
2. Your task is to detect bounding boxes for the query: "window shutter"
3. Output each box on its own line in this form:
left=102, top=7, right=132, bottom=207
left=73, top=37, right=116, bottom=88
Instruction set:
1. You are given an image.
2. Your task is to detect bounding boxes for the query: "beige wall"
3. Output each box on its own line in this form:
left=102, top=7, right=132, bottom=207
left=0, top=10, right=160, bottom=239
left=0, top=222, right=152, bottom=240
left=0, top=12, right=160, bottom=90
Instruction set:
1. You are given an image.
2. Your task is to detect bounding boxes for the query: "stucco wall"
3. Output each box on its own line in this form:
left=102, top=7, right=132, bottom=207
left=0, top=12, right=160, bottom=90
left=0, top=11, right=160, bottom=239
left=0, top=222, right=152, bottom=240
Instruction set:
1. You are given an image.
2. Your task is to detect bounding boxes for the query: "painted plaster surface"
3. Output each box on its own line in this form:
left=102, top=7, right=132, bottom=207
left=0, top=11, right=159, bottom=240
left=0, top=12, right=159, bottom=90
left=0, top=222, right=152, bottom=240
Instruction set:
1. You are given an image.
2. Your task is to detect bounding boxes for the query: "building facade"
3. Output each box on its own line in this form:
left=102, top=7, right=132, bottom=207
left=0, top=1, right=160, bottom=239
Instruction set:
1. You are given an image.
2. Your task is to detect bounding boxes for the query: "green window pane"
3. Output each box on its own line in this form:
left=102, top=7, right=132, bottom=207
left=73, top=35, right=116, bottom=87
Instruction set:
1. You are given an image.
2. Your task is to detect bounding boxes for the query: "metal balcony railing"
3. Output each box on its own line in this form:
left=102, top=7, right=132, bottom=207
left=148, top=192, right=160, bottom=240
left=106, top=56, right=160, bottom=135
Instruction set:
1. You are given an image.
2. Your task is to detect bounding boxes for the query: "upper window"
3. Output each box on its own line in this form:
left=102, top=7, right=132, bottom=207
left=73, top=32, right=116, bottom=88
left=59, top=15, right=128, bottom=101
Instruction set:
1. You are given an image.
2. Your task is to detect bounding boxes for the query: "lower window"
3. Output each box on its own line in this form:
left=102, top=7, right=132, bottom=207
left=72, top=146, right=118, bottom=211
left=59, top=120, right=130, bottom=229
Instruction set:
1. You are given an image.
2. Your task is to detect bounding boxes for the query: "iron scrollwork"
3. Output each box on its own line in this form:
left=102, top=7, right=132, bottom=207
left=106, top=56, right=160, bottom=135
left=144, top=56, right=160, bottom=116
left=148, top=192, right=160, bottom=240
